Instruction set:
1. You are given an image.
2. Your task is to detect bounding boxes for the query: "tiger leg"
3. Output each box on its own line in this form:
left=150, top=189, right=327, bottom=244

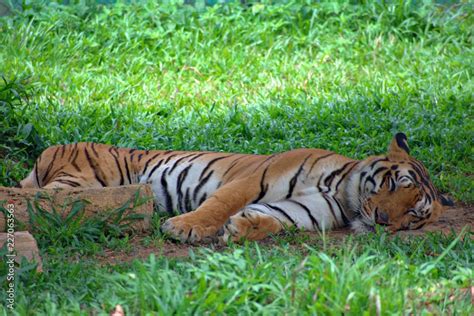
left=218, top=196, right=332, bottom=243
left=218, top=208, right=284, bottom=243
left=42, top=182, right=75, bottom=189
left=42, top=176, right=97, bottom=189
left=161, top=177, right=263, bottom=243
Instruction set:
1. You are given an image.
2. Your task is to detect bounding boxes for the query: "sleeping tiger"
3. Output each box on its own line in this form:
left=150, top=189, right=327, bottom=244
left=19, top=133, right=453, bottom=243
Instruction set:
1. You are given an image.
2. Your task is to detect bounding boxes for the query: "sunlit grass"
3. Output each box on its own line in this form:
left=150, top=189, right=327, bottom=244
left=3, top=230, right=472, bottom=314
left=1, top=1, right=472, bottom=200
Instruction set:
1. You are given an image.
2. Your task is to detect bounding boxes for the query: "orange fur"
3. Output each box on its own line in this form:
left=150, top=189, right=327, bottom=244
left=20, top=134, right=453, bottom=243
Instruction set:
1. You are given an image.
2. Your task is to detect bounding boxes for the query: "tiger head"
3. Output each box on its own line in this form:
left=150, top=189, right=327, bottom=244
left=351, top=133, right=453, bottom=233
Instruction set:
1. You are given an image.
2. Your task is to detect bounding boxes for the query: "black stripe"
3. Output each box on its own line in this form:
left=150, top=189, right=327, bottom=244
left=308, top=153, right=335, bottom=174
left=288, top=199, right=320, bottom=230
left=60, top=145, right=66, bottom=158
left=129, top=149, right=136, bottom=154
left=316, top=173, right=325, bottom=192
left=163, top=154, right=178, bottom=165
left=199, top=155, right=230, bottom=180
left=412, top=222, right=426, bottom=230
left=41, top=146, right=61, bottom=184
left=410, top=160, right=430, bottom=182
left=176, top=165, right=192, bottom=213
left=251, top=154, right=277, bottom=172
left=323, top=161, right=354, bottom=190
left=364, top=176, right=376, bottom=189
left=55, top=179, right=81, bottom=187
left=193, top=170, right=214, bottom=203
left=322, top=194, right=340, bottom=227
left=34, top=163, right=41, bottom=187
left=252, top=165, right=270, bottom=203
left=389, top=176, right=396, bottom=191
left=70, top=146, right=81, bottom=172
left=142, top=153, right=161, bottom=175
left=168, top=154, right=195, bottom=175
left=109, top=149, right=124, bottom=186
left=111, top=146, right=119, bottom=156
left=372, top=166, right=388, bottom=178
left=264, top=204, right=296, bottom=225
left=123, top=156, right=132, bottom=184
left=68, top=143, right=78, bottom=161
left=184, top=188, right=192, bottom=212
left=147, top=159, right=164, bottom=179
left=222, top=155, right=247, bottom=178
left=71, top=159, right=81, bottom=172
left=409, top=161, right=436, bottom=199
left=333, top=197, right=350, bottom=226
left=84, top=148, right=107, bottom=187
left=408, top=170, right=418, bottom=181
left=91, top=143, right=99, bottom=157
left=198, top=193, right=207, bottom=206
left=334, top=161, right=360, bottom=191
left=138, top=153, right=144, bottom=161
left=188, top=152, right=209, bottom=162
left=160, top=167, right=173, bottom=214
left=370, top=158, right=388, bottom=169
left=286, top=154, right=312, bottom=198
left=55, top=171, right=76, bottom=178
left=412, top=160, right=429, bottom=178
left=380, top=173, right=391, bottom=190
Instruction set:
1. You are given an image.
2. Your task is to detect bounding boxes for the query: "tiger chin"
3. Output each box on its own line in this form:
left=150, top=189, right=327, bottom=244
left=19, top=133, right=453, bottom=244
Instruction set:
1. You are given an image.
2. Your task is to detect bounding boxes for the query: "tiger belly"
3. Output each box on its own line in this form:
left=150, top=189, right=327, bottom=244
left=243, top=193, right=347, bottom=231
left=141, top=159, right=347, bottom=231
left=140, top=159, right=222, bottom=214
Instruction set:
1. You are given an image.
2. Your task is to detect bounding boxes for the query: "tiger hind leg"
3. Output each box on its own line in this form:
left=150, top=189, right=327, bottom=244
left=218, top=208, right=284, bottom=243
left=42, top=181, right=79, bottom=189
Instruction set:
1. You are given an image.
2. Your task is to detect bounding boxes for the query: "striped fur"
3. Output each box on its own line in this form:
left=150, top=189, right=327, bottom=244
left=20, top=133, right=453, bottom=243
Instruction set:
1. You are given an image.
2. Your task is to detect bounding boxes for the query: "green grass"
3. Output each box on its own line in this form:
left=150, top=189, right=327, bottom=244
left=0, top=0, right=473, bottom=314
left=2, top=231, right=473, bottom=314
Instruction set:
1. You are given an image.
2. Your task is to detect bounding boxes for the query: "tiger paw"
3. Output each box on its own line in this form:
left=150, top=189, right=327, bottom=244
left=218, top=209, right=282, bottom=244
left=161, top=213, right=219, bottom=244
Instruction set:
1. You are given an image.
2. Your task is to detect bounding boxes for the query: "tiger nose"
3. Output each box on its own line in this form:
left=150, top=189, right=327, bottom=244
left=376, top=211, right=389, bottom=225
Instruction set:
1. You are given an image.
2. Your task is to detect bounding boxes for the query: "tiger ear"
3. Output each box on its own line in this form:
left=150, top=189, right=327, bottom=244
left=388, top=132, right=410, bottom=160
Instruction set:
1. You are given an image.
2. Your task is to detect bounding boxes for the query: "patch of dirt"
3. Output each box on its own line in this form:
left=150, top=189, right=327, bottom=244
left=96, top=205, right=473, bottom=265
left=99, top=240, right=206, bottom=265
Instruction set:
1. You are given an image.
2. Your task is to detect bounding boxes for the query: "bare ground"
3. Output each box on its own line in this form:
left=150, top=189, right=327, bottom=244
left=97, top=205, right=473, bottom=265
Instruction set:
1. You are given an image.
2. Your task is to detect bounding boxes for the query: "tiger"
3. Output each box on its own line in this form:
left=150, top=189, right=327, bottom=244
left=19, top=133, right=453, bottom=243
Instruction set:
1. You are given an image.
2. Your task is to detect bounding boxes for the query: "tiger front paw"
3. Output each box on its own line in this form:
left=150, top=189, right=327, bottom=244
left=160, top=213, right=220, bottom=244
left=218, top=209, right=283, bottom=244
